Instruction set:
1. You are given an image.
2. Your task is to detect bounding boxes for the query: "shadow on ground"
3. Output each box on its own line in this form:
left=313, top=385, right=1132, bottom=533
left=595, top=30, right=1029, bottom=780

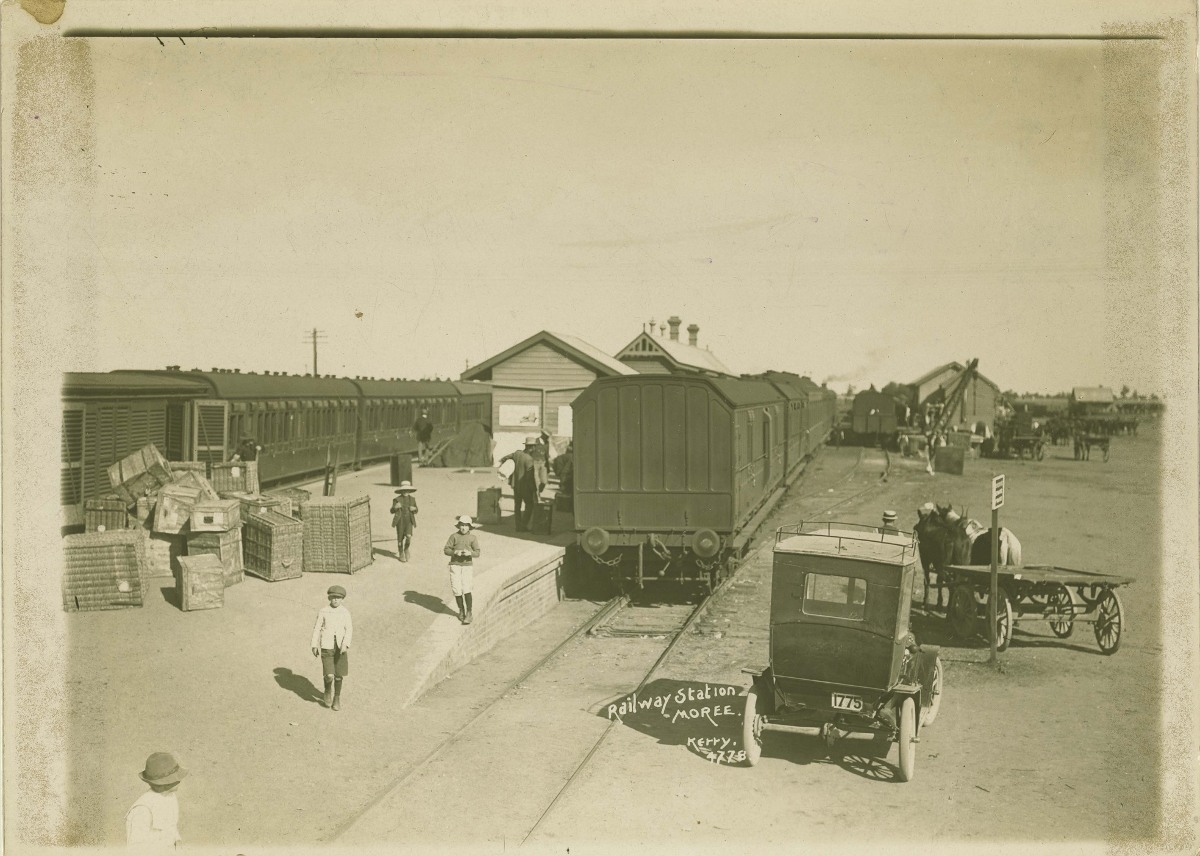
left=404, top=590, right=458, bottom=617
left=273, top=667, right=323, bottom=704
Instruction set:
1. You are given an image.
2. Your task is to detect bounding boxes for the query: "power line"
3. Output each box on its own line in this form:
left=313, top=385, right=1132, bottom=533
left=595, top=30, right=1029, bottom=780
left=301, top=328, right=328, bottom=375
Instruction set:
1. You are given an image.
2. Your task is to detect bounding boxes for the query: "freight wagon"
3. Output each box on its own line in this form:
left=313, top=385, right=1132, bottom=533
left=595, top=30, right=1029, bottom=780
left=573, top=372, right=834, bottom=590
left=61, top=368, right=493, bottom=519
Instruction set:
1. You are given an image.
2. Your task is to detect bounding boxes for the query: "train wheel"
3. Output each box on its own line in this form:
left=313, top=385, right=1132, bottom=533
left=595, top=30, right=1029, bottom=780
left=1094, top=589, right=1124, bottom=654
left=896, top=697, right=917, bottom=783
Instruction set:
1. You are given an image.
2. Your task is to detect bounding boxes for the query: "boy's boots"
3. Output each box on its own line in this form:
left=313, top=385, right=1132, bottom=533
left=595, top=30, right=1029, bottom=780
left=323, top=676, right=334, bottom=708
left=455, top=595, right=466, bottom=624
left=332, top=678, right=343, bottom=711
left=464, top=593, right=474, bottom=625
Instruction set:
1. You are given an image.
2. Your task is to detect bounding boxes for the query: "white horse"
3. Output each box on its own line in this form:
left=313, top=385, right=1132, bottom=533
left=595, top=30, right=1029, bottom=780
left=947, top=514, right=1023, bottom=567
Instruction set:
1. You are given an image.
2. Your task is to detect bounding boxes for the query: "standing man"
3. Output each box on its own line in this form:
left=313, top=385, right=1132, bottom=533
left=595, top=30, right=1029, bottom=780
left=412, top=409, right=435, bottom=463
left=390, top=480, right=418, bottom=562
left=231, top=436, right=262, bottom=463
left=126, top=752, right=187, bottom=853
left=443, top=515, right=481, bottom=624
left=498, top=436, right=543, bottom=532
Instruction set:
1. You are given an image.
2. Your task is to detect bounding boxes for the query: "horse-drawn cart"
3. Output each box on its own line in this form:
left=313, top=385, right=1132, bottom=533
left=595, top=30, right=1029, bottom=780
left=1008, top=433, right=1045, bottom=461
left=944, top=564, right=1132, bottom=655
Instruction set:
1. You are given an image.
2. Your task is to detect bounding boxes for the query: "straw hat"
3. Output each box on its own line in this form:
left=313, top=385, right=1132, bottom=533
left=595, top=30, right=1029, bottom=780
left=140, top=752, right=187, bottom=786
left=455, top=515, right=478, bottom=529
left=524, top=435, right=540, bottom=446
left=327, top=585, right=347, bottom=599
left=393, top=481, right=417, bottom=494
left=882, top=510, right=898, bottom=525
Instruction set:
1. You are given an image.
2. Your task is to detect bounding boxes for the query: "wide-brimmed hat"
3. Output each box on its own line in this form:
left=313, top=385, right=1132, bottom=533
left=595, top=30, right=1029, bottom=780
left=454, top=515, right=478, bottom=528
left=327, top=585, right=347, bottom=599
left=140, top=752, right=187, bottom=786
left=394, top=481, right=417, bottom=493
left=882, top=510, right=898, bottom=524
left=524, top=435, right=540, bottom=446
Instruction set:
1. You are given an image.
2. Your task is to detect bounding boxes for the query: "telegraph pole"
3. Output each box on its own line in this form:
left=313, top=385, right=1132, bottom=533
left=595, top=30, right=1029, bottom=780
left=303, top=328, right=327, bottom=375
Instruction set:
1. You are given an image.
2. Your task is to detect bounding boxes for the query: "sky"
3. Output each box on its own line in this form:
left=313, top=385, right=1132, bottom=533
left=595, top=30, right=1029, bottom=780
left=68, top=38, right=1167, bottom=395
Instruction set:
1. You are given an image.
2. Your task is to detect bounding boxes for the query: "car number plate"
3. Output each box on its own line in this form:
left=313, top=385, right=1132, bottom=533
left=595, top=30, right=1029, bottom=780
left=831, top=692, right=863, bottom=712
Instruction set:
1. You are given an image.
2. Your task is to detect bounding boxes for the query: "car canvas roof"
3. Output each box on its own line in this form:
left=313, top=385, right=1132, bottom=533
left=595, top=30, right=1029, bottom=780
left=775, top=526, right=915, bottom=566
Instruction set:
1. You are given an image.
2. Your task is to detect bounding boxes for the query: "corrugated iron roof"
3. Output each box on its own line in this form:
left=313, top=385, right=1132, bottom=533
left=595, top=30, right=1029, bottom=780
left=462, top=330, right=636, bottom=381
left=545, top=331, right=639, bottom=376
left=1071, top=387, right=1115, bottom=403
left=615, top=332, right=733, bottom=375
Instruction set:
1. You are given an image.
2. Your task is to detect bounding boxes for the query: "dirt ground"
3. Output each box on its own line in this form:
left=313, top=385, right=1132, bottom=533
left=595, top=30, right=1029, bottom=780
left=528, top=424, right=1183, bottom=851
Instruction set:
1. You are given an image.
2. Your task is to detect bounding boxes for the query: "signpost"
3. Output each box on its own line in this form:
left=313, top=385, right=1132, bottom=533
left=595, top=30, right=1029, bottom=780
left=989, top=474, right=1005, bottom=665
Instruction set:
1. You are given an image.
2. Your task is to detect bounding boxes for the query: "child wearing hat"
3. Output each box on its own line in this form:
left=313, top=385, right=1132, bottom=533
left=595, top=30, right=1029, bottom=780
left=391, top=480, right=418, bottom=562
left=311, top=585, right=353, bottom=710
left=126, top=751, right=187, bottom=852
left=443, top=515, right=481, bottom=624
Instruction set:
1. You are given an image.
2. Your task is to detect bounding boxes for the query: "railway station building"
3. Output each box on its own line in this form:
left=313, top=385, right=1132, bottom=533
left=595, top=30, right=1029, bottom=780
left=1069, top=386, right=1117, bottom=416
left=906, top=361, right=1002, bottom=435
left=460, top=330, right=637, bottom=460
left=613, top=316, right=733, bottom=376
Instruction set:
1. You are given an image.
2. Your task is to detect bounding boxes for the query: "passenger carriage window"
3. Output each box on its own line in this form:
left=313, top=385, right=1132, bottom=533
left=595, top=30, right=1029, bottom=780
left=802, top=573, right=867, bottom=621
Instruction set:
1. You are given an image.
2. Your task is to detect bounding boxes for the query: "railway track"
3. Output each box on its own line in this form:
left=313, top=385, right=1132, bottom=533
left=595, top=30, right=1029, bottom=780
left=332, top=446, right=891, bottom=847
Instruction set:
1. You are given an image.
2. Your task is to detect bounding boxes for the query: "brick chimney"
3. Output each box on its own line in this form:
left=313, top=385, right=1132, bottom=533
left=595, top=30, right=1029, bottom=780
left=668, top=316, right=682, bottom=341
left=687, top=323, right=699, bottom=346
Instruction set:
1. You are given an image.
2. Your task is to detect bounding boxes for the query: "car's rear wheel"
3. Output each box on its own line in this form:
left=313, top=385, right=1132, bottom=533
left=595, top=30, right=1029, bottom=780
left=897, top=697, right=917, bottom=783
left=922, top=656, right=943, bottom=727
left=743, top=688, right=765, bottom=766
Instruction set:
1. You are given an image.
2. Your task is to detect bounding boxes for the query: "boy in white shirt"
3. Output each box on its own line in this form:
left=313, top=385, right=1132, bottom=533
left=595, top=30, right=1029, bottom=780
left=311, top=585, right=353, bottom=710
left=126, top=752, right=186, bottom=853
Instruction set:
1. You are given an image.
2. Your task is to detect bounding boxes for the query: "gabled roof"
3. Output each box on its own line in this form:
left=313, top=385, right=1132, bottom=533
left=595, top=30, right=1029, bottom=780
left=908, top=361, right=1000, bottom=394
left=1071, top=387, right=1115, bottom=403
left=461, top=330, right=637, bottom=382
left=615, top=332, right=733, bottom=376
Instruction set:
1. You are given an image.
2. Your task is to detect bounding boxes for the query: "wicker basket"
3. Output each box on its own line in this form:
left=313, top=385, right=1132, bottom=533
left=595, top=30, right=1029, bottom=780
left=190, top=499, right=242, bottom=533
left=187, top=528, right=244, bottom=587
left=169, top=468, right=219, bottom=501
left=62, top=531, right=145, bottom=612
left=179, top=554, right=225, bottom=611
left=210, top=461, right=259, bottom=495
left=85, top=496, right=129, bottom=533
left=266, top=487, right=311, bottom=519
left=168, top=461, right=208, bottom=476
left=107, top=444, right=172, bottom=504
left=300, top=495, right=373, bottom=574
left=153, top=483, right=204, bottom=535
left=243, top=509, right=303, bottom=582
left=236, top=494, right=288, bottom=519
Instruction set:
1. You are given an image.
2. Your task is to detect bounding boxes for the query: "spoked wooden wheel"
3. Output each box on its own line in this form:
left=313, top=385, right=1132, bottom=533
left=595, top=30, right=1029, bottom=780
left=947, top=584, right=977, bottom=640
left=1048, top=584, right=1075, bottom=638
left=1035, top=442, right=1045, bottom=461
left=992, top=588, right=1014, bottom=652
left=742, top=688, right=766, bottom=766
left=922, top=656, right=943, bottom=727
left=1094, top=589, right=1124, bottom=654
left=896, top=697, right=917, bottom=783
left=1102, top=443, right=1110, bottom=462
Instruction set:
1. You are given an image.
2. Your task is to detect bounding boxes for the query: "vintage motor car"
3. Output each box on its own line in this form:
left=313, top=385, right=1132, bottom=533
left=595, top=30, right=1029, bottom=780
left=742, top=521, right=943, bottom=782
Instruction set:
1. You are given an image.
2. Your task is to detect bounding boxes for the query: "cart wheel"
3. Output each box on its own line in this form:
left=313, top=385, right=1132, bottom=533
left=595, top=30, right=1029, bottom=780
left=1103, top=444, right=1110, bottom=463
left=1094, top=589, right=1124, bottom=654
left=743, top=688, right=766, bottom=766
left=993, top=588, right=1014, bottom=652
left=1049, top=584, right=1075, bottom=639
left=1035, top=443, right=1045, bottom=461
left=922, top=655, right=943, bottom=727
left=896, top=697, right=917, bottom=783
left=947, top=584, right=976, bottom=640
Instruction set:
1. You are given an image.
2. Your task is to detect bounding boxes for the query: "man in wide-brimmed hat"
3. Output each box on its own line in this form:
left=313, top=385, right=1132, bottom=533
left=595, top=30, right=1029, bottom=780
left=311, top=585, right=353, bottom=710
left=444, top=515, right=481, bottom=624
left=391, top=480, right=418, bottom=562
left=497, top=436, right=545, bottom=532
left=126, top=751, right=187, bottom=851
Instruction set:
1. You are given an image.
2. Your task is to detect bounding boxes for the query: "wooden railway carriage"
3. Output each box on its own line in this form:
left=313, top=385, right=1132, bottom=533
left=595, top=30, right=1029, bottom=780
left=574, top=374, right=798, bottom=588
left=351, top=378, right=463, bottom=466
left=743, top=522, right=943, bottom=782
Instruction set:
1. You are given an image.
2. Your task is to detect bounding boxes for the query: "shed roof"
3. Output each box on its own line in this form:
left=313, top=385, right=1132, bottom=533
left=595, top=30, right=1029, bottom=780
left=615, top=332, right=733, bottom=375
left=1071, top=386, right=1115, bottom=403
left=461, top=330, right=636, bottom=382
left=908, top=361, right=1001, bottom=395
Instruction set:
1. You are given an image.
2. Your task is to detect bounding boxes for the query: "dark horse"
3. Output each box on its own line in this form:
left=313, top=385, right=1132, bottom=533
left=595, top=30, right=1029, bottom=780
left=913, top=505, right=956, bottom=608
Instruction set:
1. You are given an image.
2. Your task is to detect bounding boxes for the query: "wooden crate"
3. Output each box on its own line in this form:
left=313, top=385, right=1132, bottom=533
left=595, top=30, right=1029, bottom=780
left=266, top=487, right=310, bottom=519
left=153, top=483, right=204, bottom=535
left=168, top=461, right=208, bottom=476
left=179, top=554, right=225, bottom=611
left=169, top=467, right=219, bottom=501
left=107, top=444, right=172, bottom=504
left=236, top=494, right=288, bottom=519
left=187, top=528, right=244, bottom=587
left=299, top=495, right=373, bottom=574
left=85, top=496, right=129, bottom=533
left=243, top=509, right=303, bottom=582
left=62, top=531, right=145, bottom=612
left=210, top=461, right=259, bottom=495
left=190, top=499, right=242, bottom=533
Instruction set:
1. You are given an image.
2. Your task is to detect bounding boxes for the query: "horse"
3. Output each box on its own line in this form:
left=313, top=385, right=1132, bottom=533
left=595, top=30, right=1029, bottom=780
left=913, top=507, right=956, bottom=609
left=944, top=513, right=1023, bottom=567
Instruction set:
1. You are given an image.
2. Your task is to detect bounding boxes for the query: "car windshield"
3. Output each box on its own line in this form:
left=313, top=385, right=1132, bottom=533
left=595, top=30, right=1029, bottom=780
left=803, top=572, right=867, bottom=620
